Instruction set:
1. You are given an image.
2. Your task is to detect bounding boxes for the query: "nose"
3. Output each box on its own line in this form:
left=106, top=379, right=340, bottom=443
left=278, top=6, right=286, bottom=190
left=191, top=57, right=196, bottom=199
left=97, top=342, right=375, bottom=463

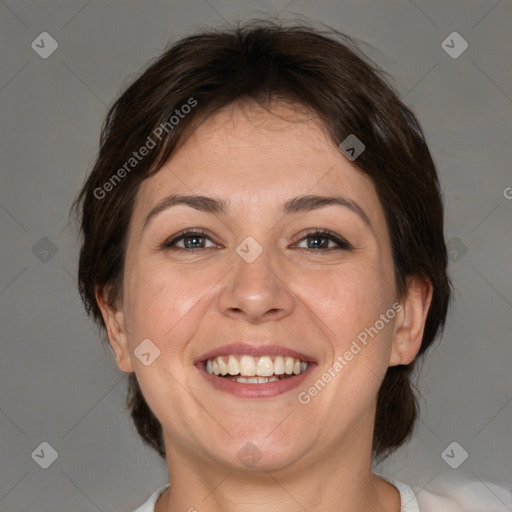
left=217, top=246, right=295, bottom=324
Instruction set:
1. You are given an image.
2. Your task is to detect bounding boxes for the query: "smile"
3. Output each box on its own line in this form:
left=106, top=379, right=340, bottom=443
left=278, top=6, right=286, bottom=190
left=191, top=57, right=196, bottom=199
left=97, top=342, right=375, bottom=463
left=197, top=343, right=315, bottom=397
left=205, top=355, right=309, bottom=383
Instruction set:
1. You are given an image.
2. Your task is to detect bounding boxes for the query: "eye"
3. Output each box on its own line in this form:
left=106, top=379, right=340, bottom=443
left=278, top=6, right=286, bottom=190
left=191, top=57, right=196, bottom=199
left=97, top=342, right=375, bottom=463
left=295, top=229, right=351, bottom=251
left=160, top=229, right=218, bottom=250
left=159, top=228, right=351, bottom=252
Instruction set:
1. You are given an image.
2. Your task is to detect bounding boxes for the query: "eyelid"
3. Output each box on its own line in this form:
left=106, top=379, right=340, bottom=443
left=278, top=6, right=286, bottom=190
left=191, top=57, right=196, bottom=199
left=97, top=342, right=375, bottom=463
left=160, top=228, right=351, bottom=251
left=159, top=228, right=219, bottom=250
left=293, top=228, right=352, bottom=250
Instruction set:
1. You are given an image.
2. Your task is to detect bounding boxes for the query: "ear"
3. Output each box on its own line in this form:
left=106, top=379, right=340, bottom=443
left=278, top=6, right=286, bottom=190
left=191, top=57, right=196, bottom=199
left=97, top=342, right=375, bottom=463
left=389, top=275, right=433, bottom=366
left=95, top=285, right=134, bottom=373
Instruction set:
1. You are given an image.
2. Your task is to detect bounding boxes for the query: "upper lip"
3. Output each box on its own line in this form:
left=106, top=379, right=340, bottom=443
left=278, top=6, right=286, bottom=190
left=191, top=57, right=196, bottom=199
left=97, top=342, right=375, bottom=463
left=197, top=343, right=317, bottom=364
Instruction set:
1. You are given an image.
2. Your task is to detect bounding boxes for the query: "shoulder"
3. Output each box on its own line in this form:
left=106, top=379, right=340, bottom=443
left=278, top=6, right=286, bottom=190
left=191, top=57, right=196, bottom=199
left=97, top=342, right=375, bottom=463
left=411, top=477, right=512, bottom=512
left=132, top=484, right=170, bottom=512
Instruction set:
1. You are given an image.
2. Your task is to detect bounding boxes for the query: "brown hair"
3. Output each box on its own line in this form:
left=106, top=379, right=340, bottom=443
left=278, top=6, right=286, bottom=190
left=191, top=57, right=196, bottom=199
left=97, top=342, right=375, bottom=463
left=72, top=19, right=452, bottom=462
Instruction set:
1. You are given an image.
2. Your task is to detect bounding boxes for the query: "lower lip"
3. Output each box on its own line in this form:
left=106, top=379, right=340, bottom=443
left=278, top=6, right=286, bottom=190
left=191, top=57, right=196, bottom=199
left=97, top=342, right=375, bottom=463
left=197, top=363, right=315, bottom=398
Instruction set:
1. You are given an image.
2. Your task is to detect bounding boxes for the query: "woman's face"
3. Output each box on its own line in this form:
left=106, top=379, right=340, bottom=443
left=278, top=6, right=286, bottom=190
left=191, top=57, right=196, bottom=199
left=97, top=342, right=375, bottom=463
left=105, top=102, right=416, bottom=472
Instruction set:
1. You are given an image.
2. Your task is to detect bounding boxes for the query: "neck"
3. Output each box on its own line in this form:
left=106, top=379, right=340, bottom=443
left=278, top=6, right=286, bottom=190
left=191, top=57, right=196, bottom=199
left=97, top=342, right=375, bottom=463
left=157, top=419, right=400, bottom=512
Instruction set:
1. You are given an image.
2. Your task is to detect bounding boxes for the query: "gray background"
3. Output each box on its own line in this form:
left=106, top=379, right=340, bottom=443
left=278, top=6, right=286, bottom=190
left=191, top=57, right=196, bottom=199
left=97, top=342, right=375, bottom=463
left=1, top=0, right=511, bottom=511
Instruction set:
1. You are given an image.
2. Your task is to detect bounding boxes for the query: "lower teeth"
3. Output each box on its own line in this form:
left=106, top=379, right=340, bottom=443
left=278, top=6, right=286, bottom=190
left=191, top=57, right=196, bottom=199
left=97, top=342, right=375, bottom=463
left=224, top=375, right=285, bottom=383
left=222, top=374, right=295, bottom=383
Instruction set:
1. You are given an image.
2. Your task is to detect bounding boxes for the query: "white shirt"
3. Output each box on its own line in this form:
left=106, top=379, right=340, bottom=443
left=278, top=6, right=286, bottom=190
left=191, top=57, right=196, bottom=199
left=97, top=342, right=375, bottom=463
left=132, top=477, right=512, bottom=511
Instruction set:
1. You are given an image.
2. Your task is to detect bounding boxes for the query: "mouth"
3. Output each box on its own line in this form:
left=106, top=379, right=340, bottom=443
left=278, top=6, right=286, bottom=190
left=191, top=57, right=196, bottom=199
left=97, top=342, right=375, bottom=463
left=205, top=355, right=309, bottom=383
left=197, top=345, right=315, bottom=398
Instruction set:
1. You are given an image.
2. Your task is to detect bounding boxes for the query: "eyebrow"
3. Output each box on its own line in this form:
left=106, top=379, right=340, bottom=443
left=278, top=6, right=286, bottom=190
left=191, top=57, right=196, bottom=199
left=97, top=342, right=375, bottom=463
left=142, top=193, right=373, bottom=231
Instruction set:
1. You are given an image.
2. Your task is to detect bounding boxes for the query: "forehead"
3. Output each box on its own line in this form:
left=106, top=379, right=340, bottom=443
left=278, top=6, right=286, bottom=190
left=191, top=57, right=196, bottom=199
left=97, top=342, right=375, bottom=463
left=132, top=102, right=384, bottom=227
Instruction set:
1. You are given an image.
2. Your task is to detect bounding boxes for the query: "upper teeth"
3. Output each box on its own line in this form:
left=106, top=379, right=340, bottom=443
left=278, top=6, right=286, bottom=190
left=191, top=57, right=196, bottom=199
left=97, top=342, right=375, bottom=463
left=205, top=355, right=308, bottom=377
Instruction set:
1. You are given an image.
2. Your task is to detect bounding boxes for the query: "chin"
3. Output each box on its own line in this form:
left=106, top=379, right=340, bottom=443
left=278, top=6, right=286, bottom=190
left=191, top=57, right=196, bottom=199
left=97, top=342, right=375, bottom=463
left=211, top=434, right=310, bottom=473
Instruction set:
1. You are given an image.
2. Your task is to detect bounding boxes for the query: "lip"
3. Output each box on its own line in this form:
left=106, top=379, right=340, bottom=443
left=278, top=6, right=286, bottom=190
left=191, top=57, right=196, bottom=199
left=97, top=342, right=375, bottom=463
left=197, top=359, right=316, bottom=398
left=197, top=343, right=317, bottom=364
left=195, top=343, right=317, bottom=398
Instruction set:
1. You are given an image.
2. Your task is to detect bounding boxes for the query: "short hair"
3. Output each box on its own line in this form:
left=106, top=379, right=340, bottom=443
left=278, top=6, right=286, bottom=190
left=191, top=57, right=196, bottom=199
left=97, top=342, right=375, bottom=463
left=73, top=19, right=452, bottom=462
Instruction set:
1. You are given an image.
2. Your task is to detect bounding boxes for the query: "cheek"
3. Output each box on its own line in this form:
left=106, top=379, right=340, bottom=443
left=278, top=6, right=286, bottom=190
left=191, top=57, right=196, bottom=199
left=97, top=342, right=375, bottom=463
left=300, top=259, right=396, bottom=361
left=292, top=264, right=398, bottom=428
left=123, top=259, right=209, bottom=344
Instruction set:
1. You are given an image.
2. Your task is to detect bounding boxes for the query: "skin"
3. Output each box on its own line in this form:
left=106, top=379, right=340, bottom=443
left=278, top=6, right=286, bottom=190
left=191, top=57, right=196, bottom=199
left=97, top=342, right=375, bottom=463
left=97, top=102, right=433, bottom=512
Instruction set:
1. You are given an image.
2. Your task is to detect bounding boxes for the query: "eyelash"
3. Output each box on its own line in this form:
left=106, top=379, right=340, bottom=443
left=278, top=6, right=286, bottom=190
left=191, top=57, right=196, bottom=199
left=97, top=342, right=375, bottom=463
left=159, top=228, right=351, bottom=252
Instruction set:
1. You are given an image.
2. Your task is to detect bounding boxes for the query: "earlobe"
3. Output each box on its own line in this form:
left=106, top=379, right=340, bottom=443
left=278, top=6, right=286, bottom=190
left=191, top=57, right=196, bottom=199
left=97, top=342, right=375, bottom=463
left=95, top=285, right=134, bottom=373
left=389, top=276, right=433, bottom=367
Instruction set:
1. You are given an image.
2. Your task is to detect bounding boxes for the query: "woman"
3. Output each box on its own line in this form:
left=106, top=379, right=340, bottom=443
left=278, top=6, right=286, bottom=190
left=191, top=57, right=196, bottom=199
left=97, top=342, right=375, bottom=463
left=73, top=19, right=481, bottom=512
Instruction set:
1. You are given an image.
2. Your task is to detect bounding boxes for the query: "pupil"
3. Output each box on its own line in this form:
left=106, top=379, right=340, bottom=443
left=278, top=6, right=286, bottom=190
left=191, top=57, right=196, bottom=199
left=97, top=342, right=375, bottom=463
left=309, top=236, right=327, bottom=249
left=185, top=235, right=203, bottom=248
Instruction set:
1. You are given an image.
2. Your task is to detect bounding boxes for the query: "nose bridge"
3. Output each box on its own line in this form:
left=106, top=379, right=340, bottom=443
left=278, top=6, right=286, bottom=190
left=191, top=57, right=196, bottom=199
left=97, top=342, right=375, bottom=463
left=218, top=236, right=295, bottom=322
